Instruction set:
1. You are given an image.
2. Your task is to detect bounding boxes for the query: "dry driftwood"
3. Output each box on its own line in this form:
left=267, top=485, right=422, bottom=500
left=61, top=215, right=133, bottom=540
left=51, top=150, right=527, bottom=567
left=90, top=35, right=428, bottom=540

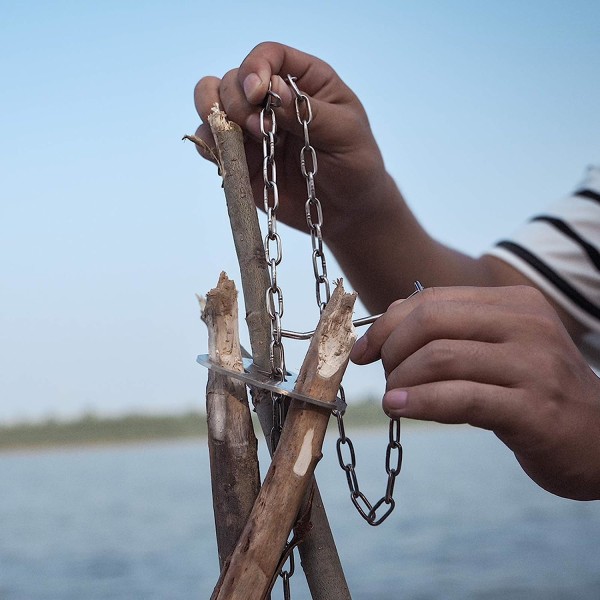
left=211, top=283, right=357, bottom=600
left=201, top=272, right=261, bottom=568
left=206, top=106, right=272, bottom=369
left=187, top=105, right=351, bottom=598
left=203, top=105, right=274, bottom=448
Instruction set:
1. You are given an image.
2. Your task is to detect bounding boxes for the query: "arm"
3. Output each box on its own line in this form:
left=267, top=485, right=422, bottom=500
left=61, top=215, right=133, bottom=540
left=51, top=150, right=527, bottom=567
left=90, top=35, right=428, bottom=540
left=324, top=171, right=494, bottom=311
left=194, top=42, right=584, bottom=334
left=194, top=43, right=495, bottom=307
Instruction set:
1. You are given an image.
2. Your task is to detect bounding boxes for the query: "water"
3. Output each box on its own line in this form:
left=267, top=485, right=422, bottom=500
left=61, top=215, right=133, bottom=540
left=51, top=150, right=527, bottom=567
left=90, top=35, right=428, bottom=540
left=1, top=425, right=599, bottom=599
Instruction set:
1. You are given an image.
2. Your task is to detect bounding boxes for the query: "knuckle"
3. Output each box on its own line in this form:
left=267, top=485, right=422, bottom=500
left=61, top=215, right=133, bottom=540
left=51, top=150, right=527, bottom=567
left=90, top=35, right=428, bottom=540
left=525, top=306, right=561, bottom=338
left=379, top=343, right=397, bottom=376
left=463, top=398, right=488, bottom=428
left=194, top=76, right=221, bottom=118
left=220, top=69, right=240, bottom=95
left=193, top=76, right=209, bottom=97
left=515, top=284, right=544, bottom=301
left=252, top=40, right=280, bottom=55
left=413, top=296, right=444, bottom=331
left=218, top=72, right=254, bottom=121
left=537, top=348, right=570, bottom=389
left=420, top=340, right=454, bottom=371
left=421, top=285, right=444, bottom=301
left=513, top=284, right=551, bottom=310
left=385, top=366, right=404, bottom=391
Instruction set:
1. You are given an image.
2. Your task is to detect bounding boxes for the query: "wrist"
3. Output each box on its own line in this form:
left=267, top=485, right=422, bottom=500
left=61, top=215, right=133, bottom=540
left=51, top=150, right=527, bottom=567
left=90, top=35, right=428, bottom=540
left=324, top=171, right=404, bottom=245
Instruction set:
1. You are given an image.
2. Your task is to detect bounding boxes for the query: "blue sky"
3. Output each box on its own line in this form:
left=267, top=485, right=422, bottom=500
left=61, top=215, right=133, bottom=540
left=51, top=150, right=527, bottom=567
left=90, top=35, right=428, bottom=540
left=1, top=1, right=599, bottom=422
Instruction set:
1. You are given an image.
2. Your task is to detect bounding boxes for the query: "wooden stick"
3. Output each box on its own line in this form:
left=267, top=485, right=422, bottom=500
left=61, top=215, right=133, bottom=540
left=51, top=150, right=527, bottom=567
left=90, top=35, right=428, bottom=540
left=211, top=283, right=357, bottom=600
left=191, top=106, right=352, bottom=598
left=205, top=106, right=275, bottom=448
left=208, top=106, right=272, bottom=370
left=201, top=272, right=261, bottom=568
left=185, top=128, right=273, bottom=441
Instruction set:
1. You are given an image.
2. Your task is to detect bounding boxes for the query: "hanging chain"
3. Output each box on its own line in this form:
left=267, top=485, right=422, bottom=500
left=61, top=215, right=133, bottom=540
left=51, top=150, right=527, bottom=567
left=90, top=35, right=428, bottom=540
left=286, top=76, right=331, bottom=311
left=334, top=394, right=402, bottom=526
left=260, top=83, right=298, bottom=600
left=286, top=74, right=403, bottom=527
left=259, top=75, right=406, bottom=598
left=260, top=84, right=288, bottom=453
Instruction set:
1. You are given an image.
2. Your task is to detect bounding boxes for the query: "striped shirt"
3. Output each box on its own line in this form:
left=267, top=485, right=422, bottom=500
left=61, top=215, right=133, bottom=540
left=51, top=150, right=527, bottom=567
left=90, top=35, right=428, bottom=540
left=486, top=164, right=600, bottom=365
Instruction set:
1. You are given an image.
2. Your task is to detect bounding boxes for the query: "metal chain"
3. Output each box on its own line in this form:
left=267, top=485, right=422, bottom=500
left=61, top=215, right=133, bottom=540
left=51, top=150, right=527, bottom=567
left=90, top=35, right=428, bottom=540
left=333, top=396, right=402, bottom=526
left=286, top=75, right=331, bottom=311
left=260, top=75, right=406, bottom=598
left=260, top=83, right=297, bottom=599
left=260, top=84, right=287, bottom=453
left=286, top=74, right=403, bottom=527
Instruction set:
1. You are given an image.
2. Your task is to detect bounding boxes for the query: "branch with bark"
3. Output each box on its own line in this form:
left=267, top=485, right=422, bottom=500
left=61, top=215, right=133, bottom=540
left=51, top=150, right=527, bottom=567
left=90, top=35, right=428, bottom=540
left=200, top=272, right=261, bottom=568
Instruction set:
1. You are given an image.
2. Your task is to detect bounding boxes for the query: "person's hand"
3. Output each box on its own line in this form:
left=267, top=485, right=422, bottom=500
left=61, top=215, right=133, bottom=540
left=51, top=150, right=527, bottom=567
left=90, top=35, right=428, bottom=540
left=350, top=285, right=600, bottom=500
left=193, top=42, right=393, bottom=237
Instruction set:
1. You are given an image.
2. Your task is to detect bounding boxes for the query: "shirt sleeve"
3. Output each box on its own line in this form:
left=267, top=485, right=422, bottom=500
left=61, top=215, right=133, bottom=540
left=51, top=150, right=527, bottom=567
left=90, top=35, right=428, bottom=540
left=484, top=164, right=600, bottom=364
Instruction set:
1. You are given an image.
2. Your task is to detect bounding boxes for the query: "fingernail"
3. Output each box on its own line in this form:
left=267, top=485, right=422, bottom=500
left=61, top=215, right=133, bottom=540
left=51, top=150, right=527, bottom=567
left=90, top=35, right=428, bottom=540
left=384, top=389, right=408, bottom=411
left=350, top=335, right=368, bottom=363
left=243, top=73, right=262, bottom=102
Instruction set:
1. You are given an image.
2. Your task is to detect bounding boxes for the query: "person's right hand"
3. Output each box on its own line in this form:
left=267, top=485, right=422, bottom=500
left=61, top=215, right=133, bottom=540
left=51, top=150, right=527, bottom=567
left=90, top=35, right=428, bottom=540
left=193, top=42, right=394, bottom=238
left=351, top=285, right=600, bottom=500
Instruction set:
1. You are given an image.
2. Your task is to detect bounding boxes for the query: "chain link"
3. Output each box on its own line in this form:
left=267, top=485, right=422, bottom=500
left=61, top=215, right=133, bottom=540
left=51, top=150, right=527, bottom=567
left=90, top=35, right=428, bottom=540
left=279, top=548, right=295, bottom=600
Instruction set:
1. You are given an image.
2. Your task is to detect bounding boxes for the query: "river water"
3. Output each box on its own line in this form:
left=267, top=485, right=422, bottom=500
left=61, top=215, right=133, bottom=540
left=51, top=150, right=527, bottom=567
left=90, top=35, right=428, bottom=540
left=1, top=424, right=599, bottom=599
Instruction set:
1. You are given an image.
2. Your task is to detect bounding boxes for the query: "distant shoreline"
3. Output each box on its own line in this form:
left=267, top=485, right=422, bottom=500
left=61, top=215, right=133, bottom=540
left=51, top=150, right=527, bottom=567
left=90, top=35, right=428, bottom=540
left=0, top=402, right=393, bottom=452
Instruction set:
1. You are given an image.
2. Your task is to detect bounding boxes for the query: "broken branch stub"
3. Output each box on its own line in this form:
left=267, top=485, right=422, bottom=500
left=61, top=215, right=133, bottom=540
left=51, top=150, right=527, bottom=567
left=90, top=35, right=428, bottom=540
left=201, top=272, right=261, bottom=569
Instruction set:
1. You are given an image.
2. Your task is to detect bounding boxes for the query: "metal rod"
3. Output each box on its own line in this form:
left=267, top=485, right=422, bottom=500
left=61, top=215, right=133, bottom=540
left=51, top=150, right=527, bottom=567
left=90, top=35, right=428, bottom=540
left=281, top=314, right=382, bottom=341
left=281, top=281, right=423, bottom=341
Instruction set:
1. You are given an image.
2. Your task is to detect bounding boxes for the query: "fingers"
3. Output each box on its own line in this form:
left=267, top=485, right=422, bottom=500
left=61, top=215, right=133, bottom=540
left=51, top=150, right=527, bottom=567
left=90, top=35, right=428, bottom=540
left=194, top=68, right=293, bottom=141
left=194, top=71, right=261, bottom=140
left=194, top=75, right=222, bottom=121
left=382, top=380, right=520, bottom=431
left=193, top=72, right=264, bottom=171
left=385, top=338, right=519, bottom=389
left=238, top=42, right=339, bottom=103
left=194, top=42, right=363, bottom=148
left=351, top=286, right=539, bottom=365
left=238, top=41, right=362, bottom=146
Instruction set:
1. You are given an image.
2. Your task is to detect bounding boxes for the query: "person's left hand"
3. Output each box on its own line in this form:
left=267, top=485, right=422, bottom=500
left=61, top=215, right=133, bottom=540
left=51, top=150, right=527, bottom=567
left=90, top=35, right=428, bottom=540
left=350, top=285, right=600, bottom=500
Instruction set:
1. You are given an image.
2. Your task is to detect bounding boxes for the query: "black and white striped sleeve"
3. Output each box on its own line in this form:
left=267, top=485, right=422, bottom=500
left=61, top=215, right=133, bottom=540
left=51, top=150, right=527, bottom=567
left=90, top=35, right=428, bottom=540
left=485, top=165, right=600, bottom=359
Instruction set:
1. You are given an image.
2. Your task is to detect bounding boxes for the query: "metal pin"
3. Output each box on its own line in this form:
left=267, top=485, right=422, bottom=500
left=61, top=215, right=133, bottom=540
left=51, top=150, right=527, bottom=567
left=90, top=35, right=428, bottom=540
left=281, top=281, right=424, bottom=341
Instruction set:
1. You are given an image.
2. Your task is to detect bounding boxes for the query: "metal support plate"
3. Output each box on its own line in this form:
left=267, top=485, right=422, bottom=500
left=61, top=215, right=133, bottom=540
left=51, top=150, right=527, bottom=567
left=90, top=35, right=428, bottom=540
left=196, top=354, right=346, bottom=413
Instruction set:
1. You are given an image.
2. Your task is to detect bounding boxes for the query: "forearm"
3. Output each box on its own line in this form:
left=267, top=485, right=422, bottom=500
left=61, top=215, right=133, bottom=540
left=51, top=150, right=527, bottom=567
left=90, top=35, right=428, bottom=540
left=326, top=173, right=494, bottom=312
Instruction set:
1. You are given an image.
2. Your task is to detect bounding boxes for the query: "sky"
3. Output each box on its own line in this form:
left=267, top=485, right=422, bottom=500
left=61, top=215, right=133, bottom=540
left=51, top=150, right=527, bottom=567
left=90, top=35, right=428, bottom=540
left=1, top=0, right=599, bottom=423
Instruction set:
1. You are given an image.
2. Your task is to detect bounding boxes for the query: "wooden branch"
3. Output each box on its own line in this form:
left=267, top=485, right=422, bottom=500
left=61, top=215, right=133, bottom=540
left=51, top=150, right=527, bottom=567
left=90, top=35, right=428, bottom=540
left=200, top=105, right=351, bottom=599
left=207, top=106, right=272, bottom=372
left=201, top=107, right=275, bottom=448
left=201, top=272, right=261, bottom=569
left=295, top=482, right=349, bottom=599
left=211, top=283, right=357, bottom=600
